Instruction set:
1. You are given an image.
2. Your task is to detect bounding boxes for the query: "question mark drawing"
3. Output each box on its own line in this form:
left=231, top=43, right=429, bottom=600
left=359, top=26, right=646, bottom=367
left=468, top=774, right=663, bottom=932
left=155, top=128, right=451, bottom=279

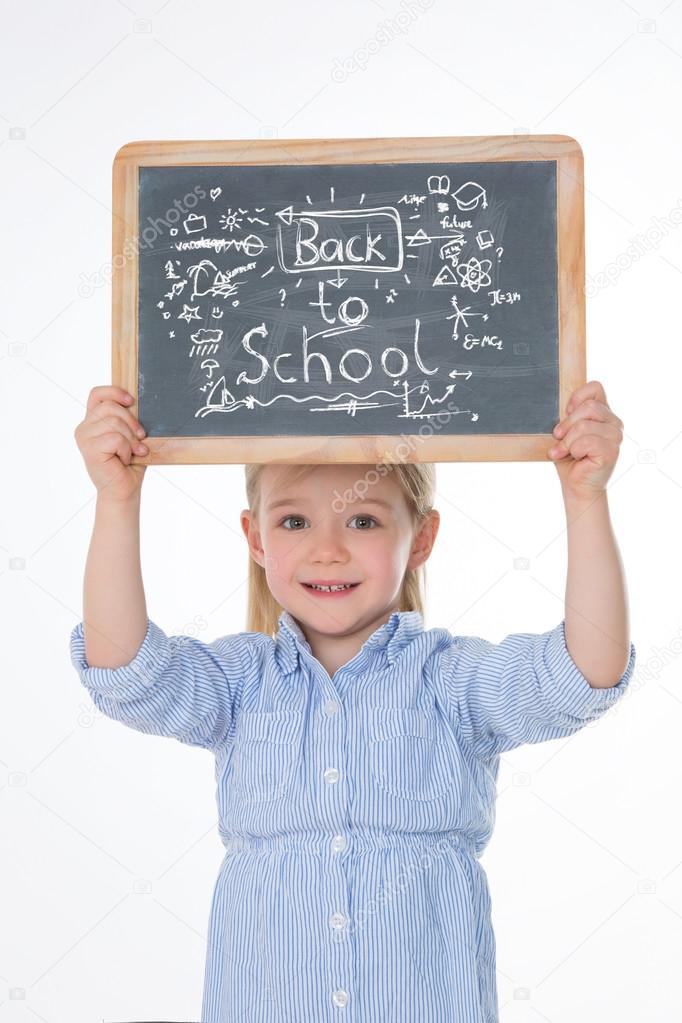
left=496, top=246, right=504, bottom=261
left=279, top=289, right=286, bottom=306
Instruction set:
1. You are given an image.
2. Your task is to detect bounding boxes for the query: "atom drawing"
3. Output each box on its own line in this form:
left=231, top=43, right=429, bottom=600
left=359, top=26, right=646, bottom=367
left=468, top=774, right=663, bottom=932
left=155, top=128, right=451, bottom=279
left=456, top=257, right=492, bottom=293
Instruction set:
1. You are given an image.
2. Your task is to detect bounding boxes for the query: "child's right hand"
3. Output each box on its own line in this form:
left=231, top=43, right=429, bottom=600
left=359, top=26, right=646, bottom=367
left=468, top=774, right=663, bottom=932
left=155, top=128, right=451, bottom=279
left=74, top=386, right=148, bottom=503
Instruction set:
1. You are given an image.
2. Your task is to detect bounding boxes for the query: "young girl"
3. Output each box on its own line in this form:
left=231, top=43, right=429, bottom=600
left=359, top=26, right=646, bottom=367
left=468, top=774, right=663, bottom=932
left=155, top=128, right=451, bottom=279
left=70, top=380, right=635, bottom=1023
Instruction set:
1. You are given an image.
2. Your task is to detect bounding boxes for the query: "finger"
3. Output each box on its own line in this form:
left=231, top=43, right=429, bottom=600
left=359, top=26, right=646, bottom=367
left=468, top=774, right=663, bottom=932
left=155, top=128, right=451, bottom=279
left=86, top=399, right=146, bottom=438
left=554, top=399, right=621, bottom=437
left=564, top=379, right=608, bottom=416
left=83, top=413, right=145, bottom=451
left=556, top=421, right=622, bottom=455
left=91, top=431, right=135, bottom=467
left=559, top=434, right=618, bottom=464
left=86, top=386, right=134, bottom=414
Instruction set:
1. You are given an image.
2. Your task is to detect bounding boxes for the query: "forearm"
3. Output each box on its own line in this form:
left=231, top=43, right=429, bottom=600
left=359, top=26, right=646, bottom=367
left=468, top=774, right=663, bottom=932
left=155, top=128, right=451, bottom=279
left=563, top=490, right=631, bottom=687
left=83, top=494, right=148, bottom=668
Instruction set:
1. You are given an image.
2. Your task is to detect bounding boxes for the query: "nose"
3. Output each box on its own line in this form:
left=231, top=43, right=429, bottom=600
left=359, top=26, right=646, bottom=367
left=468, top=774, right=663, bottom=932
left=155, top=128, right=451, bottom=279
left=307, top=520, right=350, bottom=562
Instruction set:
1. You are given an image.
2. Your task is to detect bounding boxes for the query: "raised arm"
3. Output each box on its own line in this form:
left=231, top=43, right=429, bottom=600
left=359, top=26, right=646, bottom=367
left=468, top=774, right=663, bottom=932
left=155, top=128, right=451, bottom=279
left=74, top=385, right=149, bottom=667
left=548, top=379, right=632, bottom=686
left=70, top=386, right=247, bottom=752
left=562, top=489, right=631, bottom=686
left=84, top=493, right=147, bottom=667
left=441, top=380, right=636, bottom=761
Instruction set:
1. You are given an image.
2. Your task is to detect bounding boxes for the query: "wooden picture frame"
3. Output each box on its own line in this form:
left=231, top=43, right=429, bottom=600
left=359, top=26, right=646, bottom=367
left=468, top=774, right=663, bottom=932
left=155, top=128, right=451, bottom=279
left=112, top=134, right=585, bottom=465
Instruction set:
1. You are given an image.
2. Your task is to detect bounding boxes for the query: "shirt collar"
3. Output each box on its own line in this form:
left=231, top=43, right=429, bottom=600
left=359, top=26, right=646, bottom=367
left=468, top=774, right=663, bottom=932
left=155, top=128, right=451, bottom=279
left=274, top=608, right=424, bottom=676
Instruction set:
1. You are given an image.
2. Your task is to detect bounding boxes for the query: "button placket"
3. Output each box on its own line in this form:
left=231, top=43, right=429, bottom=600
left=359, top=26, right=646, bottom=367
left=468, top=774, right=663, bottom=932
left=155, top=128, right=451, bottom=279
left=268, top=609, right=430, bottom=1017
left=326, top=843, right=353, bottom=1004
left=314, top=670, right=345, bottom=793
left=324, top=692, right=352, bottom=1016
left=307, top=664, right=353, bottom=1013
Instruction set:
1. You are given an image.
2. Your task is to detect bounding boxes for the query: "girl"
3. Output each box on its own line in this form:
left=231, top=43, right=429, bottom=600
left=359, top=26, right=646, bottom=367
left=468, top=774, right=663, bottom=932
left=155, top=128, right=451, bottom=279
left=70, top=380, right=635, bottom=1023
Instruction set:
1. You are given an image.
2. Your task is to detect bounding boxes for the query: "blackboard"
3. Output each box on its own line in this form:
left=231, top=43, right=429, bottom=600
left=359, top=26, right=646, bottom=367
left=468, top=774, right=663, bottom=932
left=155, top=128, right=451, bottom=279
left=113, top=136, right=585, bottom=464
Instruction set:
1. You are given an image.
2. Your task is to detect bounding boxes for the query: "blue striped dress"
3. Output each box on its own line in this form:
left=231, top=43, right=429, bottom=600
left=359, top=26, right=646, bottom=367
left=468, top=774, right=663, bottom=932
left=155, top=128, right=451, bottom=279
left=70, top=609, right=636, bottom=1022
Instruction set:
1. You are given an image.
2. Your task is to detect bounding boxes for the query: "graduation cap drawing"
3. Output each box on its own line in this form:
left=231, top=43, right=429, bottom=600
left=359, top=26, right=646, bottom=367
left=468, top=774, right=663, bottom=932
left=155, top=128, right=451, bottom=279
left=451, top=181, right=488, bottom=212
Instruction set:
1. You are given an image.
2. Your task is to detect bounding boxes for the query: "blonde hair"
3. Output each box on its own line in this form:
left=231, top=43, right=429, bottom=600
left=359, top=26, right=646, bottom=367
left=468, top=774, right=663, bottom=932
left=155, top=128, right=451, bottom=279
left=243, top=462, right=437, bottom=636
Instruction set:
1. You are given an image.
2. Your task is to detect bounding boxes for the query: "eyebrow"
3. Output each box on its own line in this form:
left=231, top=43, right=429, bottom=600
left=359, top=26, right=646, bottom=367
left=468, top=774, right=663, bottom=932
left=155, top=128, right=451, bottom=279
left=266, top=496, right=394, bottom=512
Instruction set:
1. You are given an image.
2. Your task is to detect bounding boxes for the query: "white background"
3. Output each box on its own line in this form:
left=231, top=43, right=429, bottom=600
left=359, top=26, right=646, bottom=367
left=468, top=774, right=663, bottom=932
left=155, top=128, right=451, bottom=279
left=1, top=0, right=681, bottom=1020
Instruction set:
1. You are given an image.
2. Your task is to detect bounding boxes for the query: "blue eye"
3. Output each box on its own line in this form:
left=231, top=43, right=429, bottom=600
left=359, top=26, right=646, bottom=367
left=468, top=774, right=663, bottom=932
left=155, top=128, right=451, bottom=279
left=349, top=515, right=378, bottom=529
left=281, top=515, right=307, bottom=530
left=279, top=514, right=378, bottom=530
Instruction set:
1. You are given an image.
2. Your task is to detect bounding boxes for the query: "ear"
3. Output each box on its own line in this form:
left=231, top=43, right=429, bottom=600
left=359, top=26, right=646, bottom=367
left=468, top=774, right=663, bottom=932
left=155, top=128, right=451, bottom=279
left=407, top=510, right=440, bottom=571
left=240, top=509, right=265, bottom=567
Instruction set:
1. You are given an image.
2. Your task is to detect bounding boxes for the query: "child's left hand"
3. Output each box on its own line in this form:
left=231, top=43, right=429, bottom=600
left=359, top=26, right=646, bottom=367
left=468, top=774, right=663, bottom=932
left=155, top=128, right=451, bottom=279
left=548, top=380, right=624, bottom=500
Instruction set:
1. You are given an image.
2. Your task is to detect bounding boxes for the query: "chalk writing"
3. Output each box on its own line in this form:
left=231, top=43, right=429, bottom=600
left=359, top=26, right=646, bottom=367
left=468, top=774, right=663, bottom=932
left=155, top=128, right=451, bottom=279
left=137, top=160, right=558, bottom=437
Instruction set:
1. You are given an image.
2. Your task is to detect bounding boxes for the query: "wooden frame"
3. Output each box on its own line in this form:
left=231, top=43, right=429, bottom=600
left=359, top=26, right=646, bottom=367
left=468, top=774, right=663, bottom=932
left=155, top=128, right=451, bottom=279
left=112, top=134, right=585, bottom=465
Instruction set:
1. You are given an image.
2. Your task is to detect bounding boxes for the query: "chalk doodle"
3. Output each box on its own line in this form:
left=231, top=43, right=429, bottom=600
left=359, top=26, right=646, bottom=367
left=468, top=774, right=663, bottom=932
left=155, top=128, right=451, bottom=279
left=137, top=160, right=558, bottom=436
left=446, top=296, right=489, bottom=341
left=183, top=213, right=206, bottom=234
left=164, top=280, right=186, bottom=300
left=456, top=257, right=493, bottom=293
left=219, top=208, right=246, bottom=232
left=451, top=181, right=487, bottom=212
left=178, top=304, right=201, bottom=323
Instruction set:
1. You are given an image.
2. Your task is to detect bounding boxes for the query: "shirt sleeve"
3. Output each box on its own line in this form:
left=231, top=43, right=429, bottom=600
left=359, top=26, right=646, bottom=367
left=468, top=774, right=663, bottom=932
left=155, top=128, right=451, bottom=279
left=441, top=619, right=636, bottom=760
left=69, top=618, right=251, bottom=752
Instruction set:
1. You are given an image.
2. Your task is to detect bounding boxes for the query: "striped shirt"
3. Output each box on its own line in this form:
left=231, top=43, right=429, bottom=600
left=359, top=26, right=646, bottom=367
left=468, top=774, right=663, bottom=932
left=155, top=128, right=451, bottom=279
left=69, top=610, right=636, bottom=1022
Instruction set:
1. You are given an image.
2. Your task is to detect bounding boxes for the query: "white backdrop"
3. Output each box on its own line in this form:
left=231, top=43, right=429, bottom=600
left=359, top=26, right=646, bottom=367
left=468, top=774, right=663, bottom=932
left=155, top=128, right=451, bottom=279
left=1, top=0, right=680, bottom=1019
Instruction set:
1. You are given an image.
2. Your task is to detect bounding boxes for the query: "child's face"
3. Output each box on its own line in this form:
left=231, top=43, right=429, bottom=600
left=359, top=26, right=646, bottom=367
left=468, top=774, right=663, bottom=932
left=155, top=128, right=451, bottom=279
left=241, top=464, right=438, bottom=636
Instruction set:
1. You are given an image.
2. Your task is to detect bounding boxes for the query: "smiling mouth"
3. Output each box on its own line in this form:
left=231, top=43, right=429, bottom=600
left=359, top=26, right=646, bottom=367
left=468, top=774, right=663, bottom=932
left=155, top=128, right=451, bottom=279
left=301, top=582, right=360, bottom=593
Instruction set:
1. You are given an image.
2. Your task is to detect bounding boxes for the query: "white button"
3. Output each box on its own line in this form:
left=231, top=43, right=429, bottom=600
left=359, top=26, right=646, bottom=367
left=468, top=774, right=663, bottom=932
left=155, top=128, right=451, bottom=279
left=324, top=699, right=340, bottom=716
left=331, top=834, right=347, bottom=853
left=332, top=989, right=349, bottom=1008
left=324, top=767, right=340, bottom=785
left=330, top=911, right=348, bottom=930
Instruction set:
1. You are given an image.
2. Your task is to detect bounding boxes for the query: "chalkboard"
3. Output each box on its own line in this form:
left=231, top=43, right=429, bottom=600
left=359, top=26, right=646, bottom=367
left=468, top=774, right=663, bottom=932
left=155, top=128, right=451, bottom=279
left=113, top=136, right=585, bottom=464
